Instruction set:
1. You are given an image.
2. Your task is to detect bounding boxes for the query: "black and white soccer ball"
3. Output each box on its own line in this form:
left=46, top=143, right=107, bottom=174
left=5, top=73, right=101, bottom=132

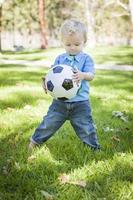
left=45, top=64, right=81, bottom=100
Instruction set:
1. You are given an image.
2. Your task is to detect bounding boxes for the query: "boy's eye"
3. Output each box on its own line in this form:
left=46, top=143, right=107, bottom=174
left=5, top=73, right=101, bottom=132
left=75, top=44, right=80, bottom=46
left=66, top=44, right=71, bottom=46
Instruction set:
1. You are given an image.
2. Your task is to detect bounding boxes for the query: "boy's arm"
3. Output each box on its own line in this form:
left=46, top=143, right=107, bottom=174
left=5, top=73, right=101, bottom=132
left=79, top=72, right=94, bottom=81
left=73, top=71, right=94, bottom=83
left=73, top=56, right=95, bottom=83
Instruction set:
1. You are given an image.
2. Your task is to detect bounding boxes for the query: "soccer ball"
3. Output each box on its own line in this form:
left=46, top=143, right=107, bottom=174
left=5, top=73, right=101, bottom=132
left=45, top=64, right=80, bottom=100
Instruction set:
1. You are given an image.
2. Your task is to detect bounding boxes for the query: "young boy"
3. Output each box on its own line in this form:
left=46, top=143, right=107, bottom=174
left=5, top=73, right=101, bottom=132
left=29, top=19, right=100, bottom=150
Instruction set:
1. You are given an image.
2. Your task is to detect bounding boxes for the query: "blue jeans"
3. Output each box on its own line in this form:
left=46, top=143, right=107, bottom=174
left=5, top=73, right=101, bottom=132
left=31, top=99, right=100, bottom=149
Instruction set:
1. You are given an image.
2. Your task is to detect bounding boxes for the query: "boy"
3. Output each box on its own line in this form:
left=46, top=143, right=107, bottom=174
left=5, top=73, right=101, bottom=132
left=29, top=19, right=100, bottom=150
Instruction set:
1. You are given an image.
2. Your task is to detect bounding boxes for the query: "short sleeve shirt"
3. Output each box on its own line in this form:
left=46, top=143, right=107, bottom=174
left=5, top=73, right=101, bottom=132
left=53, top=51, right=95, bottom=102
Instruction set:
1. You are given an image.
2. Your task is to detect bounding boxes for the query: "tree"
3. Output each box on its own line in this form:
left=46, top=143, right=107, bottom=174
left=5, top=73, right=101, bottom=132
left=103, top=0, right=133, bottom=45
left=45, top=0, right=86, bottom=41
left=1, top=0, right=133, bottom=48
left=38, top=0, right=47, bottom=49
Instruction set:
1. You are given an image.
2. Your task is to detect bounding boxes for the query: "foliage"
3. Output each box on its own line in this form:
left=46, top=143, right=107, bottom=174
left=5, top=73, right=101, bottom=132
left=1, top=0, right=133, bottom=47
left=86, top=0, right=132, bottom=45
left=2, top=0, right=39, bottom=32
left=45, top=0, right=85, bottom=38
left=2, top=0, right=85, bottom=36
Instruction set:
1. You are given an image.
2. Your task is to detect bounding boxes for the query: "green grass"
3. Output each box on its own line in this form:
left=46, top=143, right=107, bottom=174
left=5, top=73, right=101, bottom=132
left=0, top=56, right=133, bottom=199
left=1, top=46, right=133, bottom=65
left=88, top=46, right=133, bottom=65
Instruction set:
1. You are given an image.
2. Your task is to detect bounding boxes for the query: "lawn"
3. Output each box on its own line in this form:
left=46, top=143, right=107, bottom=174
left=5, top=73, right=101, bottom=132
left=0, top=50, right=133, bottom=200
left=1, top=46, right=133, bottom=65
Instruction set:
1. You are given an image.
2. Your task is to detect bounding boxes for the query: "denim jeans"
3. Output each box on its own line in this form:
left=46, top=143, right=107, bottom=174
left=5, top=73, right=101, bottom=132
left=31, top=99, right=100, bottom=149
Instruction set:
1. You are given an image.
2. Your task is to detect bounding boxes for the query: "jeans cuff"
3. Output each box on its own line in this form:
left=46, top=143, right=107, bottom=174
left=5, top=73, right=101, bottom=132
left=90, top=144, right=101, bottom=151
left=30, top=137, right=39, bottom=145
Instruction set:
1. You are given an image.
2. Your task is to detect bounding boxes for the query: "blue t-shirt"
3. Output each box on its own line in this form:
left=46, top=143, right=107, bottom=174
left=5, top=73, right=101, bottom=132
left=53, top=51, right=95, bottom=102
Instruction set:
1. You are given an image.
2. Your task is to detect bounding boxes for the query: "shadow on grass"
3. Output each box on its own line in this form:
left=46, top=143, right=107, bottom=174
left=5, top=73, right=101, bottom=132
left=95, top=53, right=133, bottom=65
left=0, top=65, right=133, bottom=199
left=93, top=70, right=133, bottom=93
left=0, top=70, right=47, bottom=87
left=1, top=56, right=49, bottom=61
left=87, top=46, right=133, bottom=65
left=0, top=111, right=132, bottom=199
left=0, top=96, right=132, bottom=199
left=1, top=49, right=45, bottom=55
left=0, top=92, right=45, bottom=110
left=0, top=64, right=27, bottom=68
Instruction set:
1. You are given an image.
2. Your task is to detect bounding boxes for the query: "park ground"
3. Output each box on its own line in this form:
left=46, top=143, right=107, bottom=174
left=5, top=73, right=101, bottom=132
left=0, top=46, right=133, bottom=200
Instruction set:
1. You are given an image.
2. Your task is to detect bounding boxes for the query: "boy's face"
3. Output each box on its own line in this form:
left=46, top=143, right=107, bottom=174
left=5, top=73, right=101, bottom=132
left=62, top=32, right=85, bottom=55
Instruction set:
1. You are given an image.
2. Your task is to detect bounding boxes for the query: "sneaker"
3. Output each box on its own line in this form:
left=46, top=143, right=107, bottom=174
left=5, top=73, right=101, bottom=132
left=91, top=145, right=101, bottom=151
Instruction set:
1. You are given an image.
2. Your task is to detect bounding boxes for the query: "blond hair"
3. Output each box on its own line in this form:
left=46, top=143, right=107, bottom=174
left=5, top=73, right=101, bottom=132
left=60, top=19, right=87, bottom=43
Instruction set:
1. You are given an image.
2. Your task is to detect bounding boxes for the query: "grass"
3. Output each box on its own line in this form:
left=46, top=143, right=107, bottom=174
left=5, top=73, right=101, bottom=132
left=1, top=46, right=133, bottom=65
left=0, top=49, right=133, bottom=200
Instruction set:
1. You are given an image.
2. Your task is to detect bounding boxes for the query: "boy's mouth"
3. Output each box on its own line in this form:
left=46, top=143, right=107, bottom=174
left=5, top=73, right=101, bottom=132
left=69, top=51, right=76, bottom=55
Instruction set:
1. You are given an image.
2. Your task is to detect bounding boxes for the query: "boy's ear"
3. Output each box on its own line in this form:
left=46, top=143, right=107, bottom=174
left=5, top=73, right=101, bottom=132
left=84, top=40, right=87, bottom=46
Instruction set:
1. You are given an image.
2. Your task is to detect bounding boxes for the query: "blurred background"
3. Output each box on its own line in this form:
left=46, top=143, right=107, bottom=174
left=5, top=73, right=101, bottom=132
left=0, top=0, right=133, bottom=51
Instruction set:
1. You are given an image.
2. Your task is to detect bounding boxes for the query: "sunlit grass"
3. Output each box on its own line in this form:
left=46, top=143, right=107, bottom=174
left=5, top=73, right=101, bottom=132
left=1, top=46, right=133, bottom=65
left=0, top=61, right=133, bottom=199
left=87, top=46, right=133, bottom=65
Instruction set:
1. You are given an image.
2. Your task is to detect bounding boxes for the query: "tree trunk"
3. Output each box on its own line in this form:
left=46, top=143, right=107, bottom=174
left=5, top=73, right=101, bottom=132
left=38, top=0, right=47, bottom=49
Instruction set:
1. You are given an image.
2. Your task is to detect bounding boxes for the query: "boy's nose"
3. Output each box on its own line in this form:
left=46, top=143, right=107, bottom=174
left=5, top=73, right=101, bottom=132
left=70, top=46, right=75, bottom=50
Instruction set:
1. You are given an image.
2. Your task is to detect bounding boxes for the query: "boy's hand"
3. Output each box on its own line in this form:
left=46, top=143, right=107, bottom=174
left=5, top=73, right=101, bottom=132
left=42, top=77, right=47, bottom=94
left=73, top=70, right=94, bottom=83
left=72, top=70, right=84, bottom=85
